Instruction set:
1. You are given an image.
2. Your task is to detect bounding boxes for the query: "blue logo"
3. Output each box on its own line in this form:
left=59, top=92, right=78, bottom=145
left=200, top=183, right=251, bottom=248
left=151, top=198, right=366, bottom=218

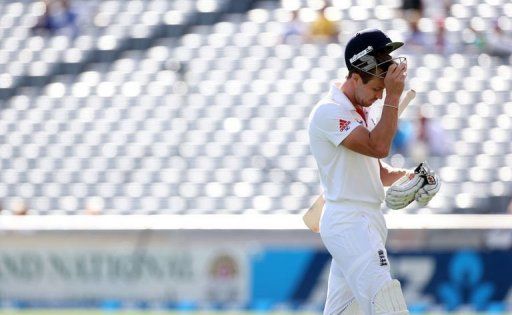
left=438, top=250, right=494, bottom=310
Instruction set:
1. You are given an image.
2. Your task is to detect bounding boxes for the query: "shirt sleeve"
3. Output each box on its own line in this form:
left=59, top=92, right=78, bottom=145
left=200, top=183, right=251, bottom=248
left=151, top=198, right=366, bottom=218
left=310, top=103, right=360, bottom=146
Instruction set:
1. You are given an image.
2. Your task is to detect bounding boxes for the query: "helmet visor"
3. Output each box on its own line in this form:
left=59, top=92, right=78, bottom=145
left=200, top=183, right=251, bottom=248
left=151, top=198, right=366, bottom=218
left=351, top=56, right=407, bottom=79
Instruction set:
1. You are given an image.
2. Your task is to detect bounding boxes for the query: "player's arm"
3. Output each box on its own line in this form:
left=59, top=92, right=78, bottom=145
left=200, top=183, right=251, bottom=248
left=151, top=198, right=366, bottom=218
left=341, top=63, right=407, bottom=158
left=340, top=121, right=397, bottom=158
left=379, top=160, right=411, bottom=186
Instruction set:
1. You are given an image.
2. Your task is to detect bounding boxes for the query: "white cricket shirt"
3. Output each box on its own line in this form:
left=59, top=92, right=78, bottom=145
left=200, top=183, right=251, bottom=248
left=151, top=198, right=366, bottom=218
left=308, top=81, right=385, bottom=204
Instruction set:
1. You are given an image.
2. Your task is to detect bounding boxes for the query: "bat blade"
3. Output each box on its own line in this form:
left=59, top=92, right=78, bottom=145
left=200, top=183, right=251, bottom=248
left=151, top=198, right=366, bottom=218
left=302, top=89, right=417, bottom=233
left=302, top=194, right=324, bottom=233
left=398, top=89, right=416, bottom=117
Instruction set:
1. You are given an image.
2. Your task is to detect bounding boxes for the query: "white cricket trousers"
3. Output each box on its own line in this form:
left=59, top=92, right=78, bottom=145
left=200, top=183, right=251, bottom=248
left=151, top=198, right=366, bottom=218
left=320, top=200, right=391, bottom=315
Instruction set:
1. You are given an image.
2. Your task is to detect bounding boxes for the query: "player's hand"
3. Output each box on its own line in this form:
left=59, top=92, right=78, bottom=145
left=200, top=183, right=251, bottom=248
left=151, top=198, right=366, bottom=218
left=414, top=165, right=441, bottom=207
left=385, top=161, right=440, bottom=210
left=384, top=62, right=407, bottom=98
left=385, top=172, right=425, bottom=210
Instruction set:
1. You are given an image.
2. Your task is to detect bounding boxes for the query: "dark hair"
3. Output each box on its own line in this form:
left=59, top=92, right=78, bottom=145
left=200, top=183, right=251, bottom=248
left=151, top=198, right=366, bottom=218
left=347, top=52, right=394, bottom=84
left=347, top=70, right=376, bottom=84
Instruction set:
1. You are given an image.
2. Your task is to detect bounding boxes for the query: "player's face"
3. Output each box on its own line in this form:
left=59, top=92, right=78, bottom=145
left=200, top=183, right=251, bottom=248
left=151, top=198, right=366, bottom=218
left=355, top=76, right=385, bottom=107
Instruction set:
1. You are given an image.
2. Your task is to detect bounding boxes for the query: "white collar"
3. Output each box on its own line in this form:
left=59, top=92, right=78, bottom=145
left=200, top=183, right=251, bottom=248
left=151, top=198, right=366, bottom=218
left=327, top=81, right=356, bottom=112
left=327, top=81, right=369, bottom=125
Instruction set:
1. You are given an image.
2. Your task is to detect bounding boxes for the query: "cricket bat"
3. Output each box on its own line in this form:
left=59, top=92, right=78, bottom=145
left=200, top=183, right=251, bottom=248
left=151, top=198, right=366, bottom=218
left=303, top=89, right=416, bottom=233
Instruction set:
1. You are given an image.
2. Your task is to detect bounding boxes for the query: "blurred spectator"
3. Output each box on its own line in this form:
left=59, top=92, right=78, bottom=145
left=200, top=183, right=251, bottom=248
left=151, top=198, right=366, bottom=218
left=405, top=19, right=427, bottom=51
left=410, top=110, right=451, bottom=163
left=12, top=199, right=29, bottom=216
left=32, top=0, right=79, bottom=38
left=84, top=207, right=102, bottom=215
left=391, top=121, right=414, bottom=156
left=434, top=17, right=456, bottom=55
left=401, top=0, right=423, bottom=19
left=465, top=25, right=487, bottom=53
left=486, top=20, right=512, bottom=59
left=281, top=10, right=307, bottom=45
left=84, top=197, right=104, bottom=215
left=308, top=5, right=339, bottom=43
left=401, top=0, right=424, bottom=49
left=466, top=20, right=512, bottom=59
left=435, top=18, right=447, bottom=54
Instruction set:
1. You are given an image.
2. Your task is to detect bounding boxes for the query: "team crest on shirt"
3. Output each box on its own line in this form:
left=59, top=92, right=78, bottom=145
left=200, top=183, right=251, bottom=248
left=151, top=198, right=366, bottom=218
left=339, top=119, right=350, bottom=132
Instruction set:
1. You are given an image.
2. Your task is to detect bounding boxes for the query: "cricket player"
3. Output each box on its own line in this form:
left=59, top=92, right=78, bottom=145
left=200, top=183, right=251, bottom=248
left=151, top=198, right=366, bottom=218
left=307, top=29, right=440, bottom=315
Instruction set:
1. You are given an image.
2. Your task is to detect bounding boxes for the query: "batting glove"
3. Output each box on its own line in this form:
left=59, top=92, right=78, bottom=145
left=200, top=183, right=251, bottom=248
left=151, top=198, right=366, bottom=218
left=385, top=167, right=425, bottom=210
left=414, top=162, right=441, bottom=207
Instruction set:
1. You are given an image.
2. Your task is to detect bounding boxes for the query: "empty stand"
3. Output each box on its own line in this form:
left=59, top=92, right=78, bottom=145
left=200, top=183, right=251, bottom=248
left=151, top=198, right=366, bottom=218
left=0, top=0, right=511, bottom=215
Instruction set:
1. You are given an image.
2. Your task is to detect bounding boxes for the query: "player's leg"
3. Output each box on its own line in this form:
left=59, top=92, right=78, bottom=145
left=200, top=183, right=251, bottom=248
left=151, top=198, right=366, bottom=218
left=321, top=214, right=408, bottom=315
left=342, top=253, right=408, bottom=315
left=323, top=259, right=362, bottom=315
left=373, top=279, right=408, bottom=315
